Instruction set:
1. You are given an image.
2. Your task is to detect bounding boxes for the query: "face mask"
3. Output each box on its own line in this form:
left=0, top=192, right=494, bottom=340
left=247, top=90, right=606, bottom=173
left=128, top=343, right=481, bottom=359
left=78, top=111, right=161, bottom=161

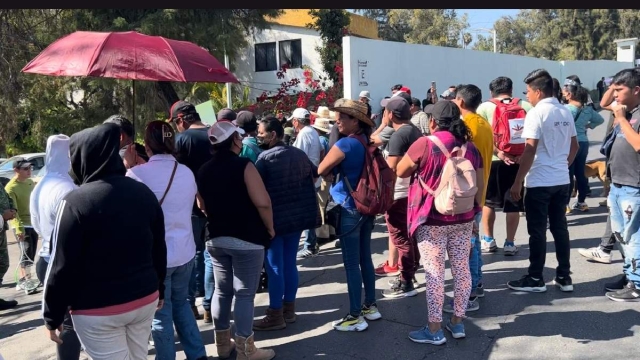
left=257, top=134, right=271, bottom=150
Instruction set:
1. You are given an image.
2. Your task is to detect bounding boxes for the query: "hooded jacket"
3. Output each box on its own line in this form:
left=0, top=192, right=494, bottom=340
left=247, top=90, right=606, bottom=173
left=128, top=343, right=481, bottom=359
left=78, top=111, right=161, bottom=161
left=30, top=135, right=78, bottom=262
left=42, top=123, right=167, bottom=331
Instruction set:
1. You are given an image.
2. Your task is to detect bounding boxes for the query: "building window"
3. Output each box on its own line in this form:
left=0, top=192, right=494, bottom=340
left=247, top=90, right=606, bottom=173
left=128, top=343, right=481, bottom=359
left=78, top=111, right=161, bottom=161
left=279, top=39, right=302, bottom=69
left=255, top=42, right=277, bottom=72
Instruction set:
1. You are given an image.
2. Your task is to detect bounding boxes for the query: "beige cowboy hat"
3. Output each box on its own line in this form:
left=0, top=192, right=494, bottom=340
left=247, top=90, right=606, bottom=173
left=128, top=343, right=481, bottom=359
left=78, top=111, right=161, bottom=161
left=312, top=117, right=334, bottom=133
left=329, top=98, right=374, bottom=127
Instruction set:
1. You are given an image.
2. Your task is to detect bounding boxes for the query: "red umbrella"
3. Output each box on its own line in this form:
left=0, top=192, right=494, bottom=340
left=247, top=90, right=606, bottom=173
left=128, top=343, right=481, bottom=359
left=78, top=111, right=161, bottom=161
left=21, top=30, right=239, bottom=128
left=22, top=30, right=239, bottom=82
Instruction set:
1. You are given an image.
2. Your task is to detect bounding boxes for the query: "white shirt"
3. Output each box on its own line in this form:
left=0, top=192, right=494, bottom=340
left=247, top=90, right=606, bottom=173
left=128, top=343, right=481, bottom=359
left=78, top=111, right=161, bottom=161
left=293, top=125, right=322, bottom=188
left=521, top=97, right=577, bottom=188
left=126, top=154, right=197, bottom=268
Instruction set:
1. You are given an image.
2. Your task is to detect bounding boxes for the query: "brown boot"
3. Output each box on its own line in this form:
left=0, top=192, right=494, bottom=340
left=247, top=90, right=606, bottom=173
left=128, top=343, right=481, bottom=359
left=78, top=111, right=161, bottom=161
left=215, top=328, right=235, bottom=359
left=235, top=333, right=275, bottom=360
left=203, top=310, right=212, bottom=324
left=283, top=301, right=296, bottom=323
left=252, top=307, right=286, bottom=331
left=191, top=305, right=203, bottom=320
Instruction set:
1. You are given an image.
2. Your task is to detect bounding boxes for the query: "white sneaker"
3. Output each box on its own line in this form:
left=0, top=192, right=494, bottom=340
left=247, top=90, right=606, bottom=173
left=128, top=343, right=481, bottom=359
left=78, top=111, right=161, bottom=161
left=481, top=239, right=498, bottom=253
left=578, top=247, right=612, bottom=264
left=504, top=242, right=518, bottom=256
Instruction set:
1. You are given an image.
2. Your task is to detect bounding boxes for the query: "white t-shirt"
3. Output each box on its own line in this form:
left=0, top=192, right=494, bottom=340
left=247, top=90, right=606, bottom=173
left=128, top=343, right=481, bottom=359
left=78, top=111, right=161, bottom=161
left=293, top=126, right=322, bottom=188
left=521, top=97, right=577, bottom=188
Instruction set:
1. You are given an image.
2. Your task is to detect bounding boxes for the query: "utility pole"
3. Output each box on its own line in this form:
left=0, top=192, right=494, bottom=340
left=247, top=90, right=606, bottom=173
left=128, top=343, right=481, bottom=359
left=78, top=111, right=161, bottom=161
left=470, top=27, right=497, bottom=53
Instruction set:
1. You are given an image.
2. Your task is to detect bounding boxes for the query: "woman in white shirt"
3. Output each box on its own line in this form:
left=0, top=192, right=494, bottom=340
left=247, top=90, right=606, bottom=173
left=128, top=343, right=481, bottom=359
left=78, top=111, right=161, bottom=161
left=125, top=121, right=207, bottom=360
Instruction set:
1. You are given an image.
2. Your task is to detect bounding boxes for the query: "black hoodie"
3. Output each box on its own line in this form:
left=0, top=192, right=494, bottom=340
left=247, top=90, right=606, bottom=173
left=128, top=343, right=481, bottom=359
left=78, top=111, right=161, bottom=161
left=42, top=123, right=167, bottom=331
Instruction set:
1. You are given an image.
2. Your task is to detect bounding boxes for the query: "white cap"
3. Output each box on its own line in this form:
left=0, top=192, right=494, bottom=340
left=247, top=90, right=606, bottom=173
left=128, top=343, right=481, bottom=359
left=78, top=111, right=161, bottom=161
left=359, top=90, right=372, bottom=100
left=288, top=108, right=311, bottom=121
left=208, top=121, right=245, bottom=145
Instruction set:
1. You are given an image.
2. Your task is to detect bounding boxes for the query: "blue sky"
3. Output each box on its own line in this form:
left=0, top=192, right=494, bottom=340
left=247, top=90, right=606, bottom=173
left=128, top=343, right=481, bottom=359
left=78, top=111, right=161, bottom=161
left=455, top=9, right=521, bottom=46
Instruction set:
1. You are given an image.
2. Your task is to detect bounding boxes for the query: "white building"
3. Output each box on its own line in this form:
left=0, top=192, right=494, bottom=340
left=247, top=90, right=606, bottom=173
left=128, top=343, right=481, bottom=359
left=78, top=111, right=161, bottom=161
left=232, top=9, right=379, bottom=101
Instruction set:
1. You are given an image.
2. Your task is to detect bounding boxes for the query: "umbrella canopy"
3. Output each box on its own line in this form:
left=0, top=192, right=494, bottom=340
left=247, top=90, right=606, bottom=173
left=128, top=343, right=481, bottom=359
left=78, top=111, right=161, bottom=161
left=22, top=31, right=239, bottom=83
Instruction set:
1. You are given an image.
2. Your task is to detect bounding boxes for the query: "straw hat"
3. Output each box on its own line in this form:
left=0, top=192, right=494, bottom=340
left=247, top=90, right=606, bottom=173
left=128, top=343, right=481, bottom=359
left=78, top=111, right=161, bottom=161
left=329, top=99, right=374, bottom=127
left=312, top=117, right=334, bottom=133
left=312, top=106, right=331, bottom=119
left=329, top=111, right=338, bottom=120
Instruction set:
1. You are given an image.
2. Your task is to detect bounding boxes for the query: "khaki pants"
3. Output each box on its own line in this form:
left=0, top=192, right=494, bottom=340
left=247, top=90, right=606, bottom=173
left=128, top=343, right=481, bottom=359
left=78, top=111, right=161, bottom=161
left=315, top=178, right=336, bottom=239
left=72, top=299, right=157, bottom=360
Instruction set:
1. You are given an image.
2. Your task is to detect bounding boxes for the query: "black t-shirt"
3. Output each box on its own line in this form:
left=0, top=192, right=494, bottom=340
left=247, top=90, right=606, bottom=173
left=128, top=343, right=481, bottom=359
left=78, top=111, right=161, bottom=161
left=387, top=123, right=423, bottom=157
left=175, top=127, right=212, bottom=217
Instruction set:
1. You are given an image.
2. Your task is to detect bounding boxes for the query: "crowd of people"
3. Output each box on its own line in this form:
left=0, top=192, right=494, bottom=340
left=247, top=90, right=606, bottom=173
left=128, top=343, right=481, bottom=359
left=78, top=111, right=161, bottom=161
left=0, top=66, right=638, bottom=360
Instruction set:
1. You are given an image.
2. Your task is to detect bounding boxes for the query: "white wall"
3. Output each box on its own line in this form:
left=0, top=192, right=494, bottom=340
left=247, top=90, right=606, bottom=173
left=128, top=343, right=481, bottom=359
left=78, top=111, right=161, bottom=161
left=615, top=39, right=637, bottom=65
left=233, top=24, right=331, bottom=101
left=343, top=36, right=629, bottom=114
left=560, top=60, right=631, bottom=89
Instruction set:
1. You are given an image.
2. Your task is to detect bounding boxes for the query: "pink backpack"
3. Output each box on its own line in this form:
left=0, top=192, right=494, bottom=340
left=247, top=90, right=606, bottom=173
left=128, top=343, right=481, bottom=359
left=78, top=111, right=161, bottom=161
left=419, top=135, right=478, bottom=216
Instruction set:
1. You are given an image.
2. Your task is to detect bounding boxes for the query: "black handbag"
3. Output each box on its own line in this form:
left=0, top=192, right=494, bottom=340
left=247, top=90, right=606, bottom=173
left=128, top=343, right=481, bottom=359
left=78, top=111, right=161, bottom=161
left=323, top=168, right=363, bottom=238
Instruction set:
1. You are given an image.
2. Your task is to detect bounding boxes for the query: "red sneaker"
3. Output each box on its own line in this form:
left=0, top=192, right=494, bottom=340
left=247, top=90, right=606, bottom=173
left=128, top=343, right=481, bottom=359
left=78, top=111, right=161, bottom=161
left=375, top=261, right=400, bottom=277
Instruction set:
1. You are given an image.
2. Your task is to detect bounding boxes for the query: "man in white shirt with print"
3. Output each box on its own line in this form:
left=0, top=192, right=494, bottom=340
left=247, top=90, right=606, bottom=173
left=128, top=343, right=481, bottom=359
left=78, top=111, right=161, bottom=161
left=507, top=69, right=579, bottom=294
left=291, top=108, right=324, bottom=258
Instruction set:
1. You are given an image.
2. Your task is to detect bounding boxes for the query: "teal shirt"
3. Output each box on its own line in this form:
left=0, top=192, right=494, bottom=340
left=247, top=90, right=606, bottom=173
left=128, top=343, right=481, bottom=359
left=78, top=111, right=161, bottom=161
left=565, top=104, right=605, bottom=142
left=240, top=136, right=261, bottom=164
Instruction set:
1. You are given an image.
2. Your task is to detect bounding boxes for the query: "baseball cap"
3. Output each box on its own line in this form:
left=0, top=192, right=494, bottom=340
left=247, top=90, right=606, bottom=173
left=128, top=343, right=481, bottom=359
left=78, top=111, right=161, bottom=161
left=217, top=108, right=237, bottom=122
left=358, top=90, right=372, bottom=100
left=440, top=89, right=456, bottom=99
left=431, top=100, right=460, bottom=122
left=287, top=108, right=310, bottom=121
left=207, top=121, right=245, bottom=145
left=389, top=90, right=412, bottom=104
left=13, top=157, right=32, bottom=169
left=382, top=96, right=411, bottom=121
left=399, top=86, right=412, bottom=96
left=169, top=100, right=198, bottom=122
left=423, top=104, right=435, bottom=115
left=233, top=111, right=258, bottom=132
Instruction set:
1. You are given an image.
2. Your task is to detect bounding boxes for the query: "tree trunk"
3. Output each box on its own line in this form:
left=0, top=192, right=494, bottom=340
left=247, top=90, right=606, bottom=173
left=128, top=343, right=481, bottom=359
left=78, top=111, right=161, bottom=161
left=155, top=81, right=180, bottom=115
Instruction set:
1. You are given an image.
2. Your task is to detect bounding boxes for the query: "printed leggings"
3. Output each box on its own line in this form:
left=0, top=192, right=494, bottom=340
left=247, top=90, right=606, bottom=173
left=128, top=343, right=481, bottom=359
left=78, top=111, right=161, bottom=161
left=416, top=222, right=473, bottom=323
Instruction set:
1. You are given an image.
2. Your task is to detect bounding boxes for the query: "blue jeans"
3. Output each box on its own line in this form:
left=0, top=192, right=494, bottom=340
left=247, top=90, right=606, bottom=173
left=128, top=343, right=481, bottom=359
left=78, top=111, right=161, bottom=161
left=569, top=141, right=590, bottom=203
left=152, top=258, right=207, bottom=360
left=470, top=212, right=484, bottom=292
left=202, top=248, right=214, bottom=312
left=339, top=207, right=376, bottom=317
left=303, top=187, right=321, bottom=250
left=188, top=216, right=207, bottom=306
left=608, top=185, right=640, bottom=286
left=265, top=232, right=301, bottom=309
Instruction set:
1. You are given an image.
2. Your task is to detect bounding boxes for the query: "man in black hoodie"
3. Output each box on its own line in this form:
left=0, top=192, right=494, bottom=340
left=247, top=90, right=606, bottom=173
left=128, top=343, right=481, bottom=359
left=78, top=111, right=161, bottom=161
left=42, top=123, right=167, bottom=359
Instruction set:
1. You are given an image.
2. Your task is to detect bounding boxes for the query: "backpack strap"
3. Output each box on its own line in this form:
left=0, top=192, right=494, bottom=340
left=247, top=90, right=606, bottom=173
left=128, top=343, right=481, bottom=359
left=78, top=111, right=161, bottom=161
left=427, top=135, right=450, bottom=158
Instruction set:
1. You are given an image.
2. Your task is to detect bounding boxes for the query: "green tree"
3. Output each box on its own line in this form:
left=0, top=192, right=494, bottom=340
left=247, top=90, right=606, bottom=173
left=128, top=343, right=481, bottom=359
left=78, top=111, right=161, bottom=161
left=0, top=9, right=282, bottom=154
left=352, top=9, right=409, bottom=42
left=307, top=9, right=350, bottom=84
left=389, top=9, right=468, bottom=48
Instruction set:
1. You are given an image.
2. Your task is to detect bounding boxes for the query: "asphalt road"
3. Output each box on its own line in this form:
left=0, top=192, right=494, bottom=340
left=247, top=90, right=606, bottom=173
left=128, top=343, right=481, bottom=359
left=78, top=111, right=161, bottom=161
left=1, top=110, right=638, bottom=360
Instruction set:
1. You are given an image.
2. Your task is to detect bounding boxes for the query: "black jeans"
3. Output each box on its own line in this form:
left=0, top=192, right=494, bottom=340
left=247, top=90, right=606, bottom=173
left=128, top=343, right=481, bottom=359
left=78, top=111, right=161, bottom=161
left=525, top=185, right=571, bottom=279
left=36, top=257, right=82, bottom=360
